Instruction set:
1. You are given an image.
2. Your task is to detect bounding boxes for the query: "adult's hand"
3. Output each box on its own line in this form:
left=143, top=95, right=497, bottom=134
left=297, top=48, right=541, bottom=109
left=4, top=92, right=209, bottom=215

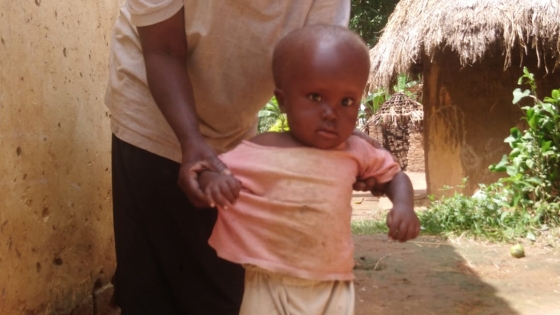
left=178, top=141, right=230, bottom=208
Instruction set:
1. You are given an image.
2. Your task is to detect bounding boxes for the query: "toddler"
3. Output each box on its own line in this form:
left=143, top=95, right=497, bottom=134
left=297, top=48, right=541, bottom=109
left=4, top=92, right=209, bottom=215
left=198, top=24, right=420, bottom=315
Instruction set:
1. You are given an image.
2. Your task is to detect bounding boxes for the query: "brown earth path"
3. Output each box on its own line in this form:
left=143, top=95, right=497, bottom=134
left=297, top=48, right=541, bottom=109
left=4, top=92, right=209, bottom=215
left=351, top=172, right=560, bottom=315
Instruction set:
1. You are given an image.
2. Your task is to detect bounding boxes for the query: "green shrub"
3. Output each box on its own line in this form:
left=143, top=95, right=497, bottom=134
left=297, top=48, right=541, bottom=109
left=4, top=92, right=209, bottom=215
left=420, top=69, right=560, bottom=242
left=257, top=97, right=288, bottom=133
left=419, top=181, right=545, bottom=241
left=489, top=67, right=560, bottom=225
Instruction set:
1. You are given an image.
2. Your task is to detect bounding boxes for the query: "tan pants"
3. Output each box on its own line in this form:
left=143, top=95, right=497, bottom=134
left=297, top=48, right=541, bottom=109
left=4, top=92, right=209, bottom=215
left=239, top=266, right=355, bottom=315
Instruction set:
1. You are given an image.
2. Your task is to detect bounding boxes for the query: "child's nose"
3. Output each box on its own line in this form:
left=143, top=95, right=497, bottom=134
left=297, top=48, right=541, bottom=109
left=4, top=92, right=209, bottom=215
left=322, top=104, right=337, bottom=120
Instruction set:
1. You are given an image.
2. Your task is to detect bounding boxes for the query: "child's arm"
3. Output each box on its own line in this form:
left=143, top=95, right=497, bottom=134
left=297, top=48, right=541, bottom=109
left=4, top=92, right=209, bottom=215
left=374, top=171, right=420, bottom=242
left=198, top=170, right=241, bottom=209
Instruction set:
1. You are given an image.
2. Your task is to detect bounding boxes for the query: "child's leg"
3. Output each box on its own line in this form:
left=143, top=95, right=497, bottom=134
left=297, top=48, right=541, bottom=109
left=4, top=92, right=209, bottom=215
left=238, top=267, right=282, bottom=315
left=239, top=266, right=354, bottom=315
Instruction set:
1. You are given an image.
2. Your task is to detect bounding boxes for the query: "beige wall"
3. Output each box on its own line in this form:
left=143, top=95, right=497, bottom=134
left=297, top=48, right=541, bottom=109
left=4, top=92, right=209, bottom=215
left=422, top=50, right=524, bottom=197
left=422, top=47, right=560, bottom=197
left=0, top=0, right=121, bottom=313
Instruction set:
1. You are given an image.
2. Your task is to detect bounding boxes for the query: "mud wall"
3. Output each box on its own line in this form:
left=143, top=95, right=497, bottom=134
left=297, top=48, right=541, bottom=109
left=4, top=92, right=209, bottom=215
left=407, top=129, right=424, bottom=172
left=422, top=46, right=560, bottom=197
left=368, top=124, right=425, bottom=172
left=0, top=0, right=120, bottom=313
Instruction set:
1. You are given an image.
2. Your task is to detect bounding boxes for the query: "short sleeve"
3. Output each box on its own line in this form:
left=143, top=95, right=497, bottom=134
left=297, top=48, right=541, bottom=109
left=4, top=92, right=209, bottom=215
left=350, top=137, right=401, bottom=184
left=126, top=0, right=184, bottom=27
left=305, top=0, right=350, bottom=27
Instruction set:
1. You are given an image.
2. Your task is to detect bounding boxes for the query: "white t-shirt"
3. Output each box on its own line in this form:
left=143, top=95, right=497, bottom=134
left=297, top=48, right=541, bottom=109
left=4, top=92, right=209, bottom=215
left=105, top=0, right=350, bottom=161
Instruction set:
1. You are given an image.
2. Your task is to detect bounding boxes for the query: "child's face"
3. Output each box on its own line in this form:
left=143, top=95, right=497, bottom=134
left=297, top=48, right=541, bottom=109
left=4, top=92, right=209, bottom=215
left=275, top=44, right=369, bottom=149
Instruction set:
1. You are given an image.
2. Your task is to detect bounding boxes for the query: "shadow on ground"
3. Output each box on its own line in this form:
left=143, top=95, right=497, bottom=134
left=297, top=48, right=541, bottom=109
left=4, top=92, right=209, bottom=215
left=352, top=234, right=560, bottom=315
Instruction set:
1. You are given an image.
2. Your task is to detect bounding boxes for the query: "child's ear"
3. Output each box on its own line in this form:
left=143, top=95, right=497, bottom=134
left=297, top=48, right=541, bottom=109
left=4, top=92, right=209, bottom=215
left=274, top=88, right=286, bottom=113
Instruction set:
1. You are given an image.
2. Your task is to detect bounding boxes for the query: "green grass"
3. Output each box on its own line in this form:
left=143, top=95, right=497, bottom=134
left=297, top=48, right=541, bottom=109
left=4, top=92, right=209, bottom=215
left=351, top=219, right=388, bottom=235
left=349, top=182, right=559, bottom=244
left=350, top=211, right=559, bottom=249
left=416, top=181, right=560, bottom=243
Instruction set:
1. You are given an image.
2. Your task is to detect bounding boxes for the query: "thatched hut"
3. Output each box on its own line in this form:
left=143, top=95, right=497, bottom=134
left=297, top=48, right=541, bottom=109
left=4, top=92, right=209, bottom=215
left=368, top=0, right=560, bottom=196
left=368, top=92, right=425, bottom=172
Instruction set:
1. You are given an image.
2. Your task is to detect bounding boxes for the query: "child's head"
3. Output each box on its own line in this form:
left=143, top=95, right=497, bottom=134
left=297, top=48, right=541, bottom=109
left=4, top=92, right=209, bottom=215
left=272, top=25, right=370, bottom=149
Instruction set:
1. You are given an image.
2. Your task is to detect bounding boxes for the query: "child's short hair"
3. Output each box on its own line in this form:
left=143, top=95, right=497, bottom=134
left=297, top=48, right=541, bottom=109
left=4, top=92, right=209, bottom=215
left=272, top=25, right=370, bottom=88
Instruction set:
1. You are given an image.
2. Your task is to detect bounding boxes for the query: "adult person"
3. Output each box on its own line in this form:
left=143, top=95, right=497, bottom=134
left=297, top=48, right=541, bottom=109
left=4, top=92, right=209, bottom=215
left=104, top=1, right=355, bottom=314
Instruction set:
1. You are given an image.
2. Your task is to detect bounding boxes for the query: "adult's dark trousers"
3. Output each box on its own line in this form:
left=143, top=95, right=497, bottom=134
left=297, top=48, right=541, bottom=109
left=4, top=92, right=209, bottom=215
left=111, top=135, right=244, bottom=315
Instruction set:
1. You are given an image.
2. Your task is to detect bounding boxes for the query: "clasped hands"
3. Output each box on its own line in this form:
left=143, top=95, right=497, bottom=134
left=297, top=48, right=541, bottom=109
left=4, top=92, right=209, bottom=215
left=177, top=133, right=418, bottom=242
left=179, top=156, right=380, bottom=210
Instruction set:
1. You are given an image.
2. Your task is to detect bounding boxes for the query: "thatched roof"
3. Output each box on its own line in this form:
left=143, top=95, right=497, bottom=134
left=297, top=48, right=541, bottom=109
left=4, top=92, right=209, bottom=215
left=368, top=0, right=560, bottom=91
left=370, top=92, right=423, bottom=129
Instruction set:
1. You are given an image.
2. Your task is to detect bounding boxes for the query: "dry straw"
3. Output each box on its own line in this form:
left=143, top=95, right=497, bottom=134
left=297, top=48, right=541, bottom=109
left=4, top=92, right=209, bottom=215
left=368, top=0, right=560, bottom=91
left=371, top=92, right=424, bottom=129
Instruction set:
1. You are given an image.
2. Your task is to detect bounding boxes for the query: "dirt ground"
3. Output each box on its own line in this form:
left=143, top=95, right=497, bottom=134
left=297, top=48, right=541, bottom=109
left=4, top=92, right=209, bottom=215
left=351, top=172, right=560, bottom=315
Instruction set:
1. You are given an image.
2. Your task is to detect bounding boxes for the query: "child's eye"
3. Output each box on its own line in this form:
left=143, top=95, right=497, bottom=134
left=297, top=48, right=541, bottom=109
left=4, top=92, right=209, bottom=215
left=341, top=98, right=354, bottom=107
left=307, top=93, right=322, bottom=102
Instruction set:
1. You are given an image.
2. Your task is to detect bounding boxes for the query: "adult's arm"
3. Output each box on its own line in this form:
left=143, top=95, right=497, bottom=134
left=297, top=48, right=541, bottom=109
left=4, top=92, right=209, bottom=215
left=137, top=7, right=227, bottom=208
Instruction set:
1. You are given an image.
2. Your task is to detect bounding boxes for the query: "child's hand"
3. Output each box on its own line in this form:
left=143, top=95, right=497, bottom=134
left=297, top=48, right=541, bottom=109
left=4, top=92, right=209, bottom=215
left=386, top=205, right=420, bottom=242
left=201, top=172, right=241, bottom=209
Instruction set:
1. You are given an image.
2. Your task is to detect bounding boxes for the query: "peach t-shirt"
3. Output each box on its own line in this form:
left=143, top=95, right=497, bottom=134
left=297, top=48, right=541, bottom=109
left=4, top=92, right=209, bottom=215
left=209, top=135, right=400, bottom=281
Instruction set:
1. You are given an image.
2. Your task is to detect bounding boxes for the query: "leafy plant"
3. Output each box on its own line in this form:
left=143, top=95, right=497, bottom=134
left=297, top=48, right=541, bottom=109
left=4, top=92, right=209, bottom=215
left=257, top=97, right=289, bottom=133
left=419, top=180, right=543, bottom=241
left=359, top=73, right=421, bottom=127
left=393, top=73, right=421, bottom=97
left=420, top=69, right=560, bottom=242
left=349, top=0, right=399, bottom=47
left=489, top=67, right=560, bottom=222
left=358, top=88, right=388, bottom=127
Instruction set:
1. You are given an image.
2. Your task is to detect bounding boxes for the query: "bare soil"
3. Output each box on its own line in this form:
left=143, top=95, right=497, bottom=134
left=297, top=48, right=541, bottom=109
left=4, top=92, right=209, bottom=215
left=351, top=172, right=560, bottom=315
